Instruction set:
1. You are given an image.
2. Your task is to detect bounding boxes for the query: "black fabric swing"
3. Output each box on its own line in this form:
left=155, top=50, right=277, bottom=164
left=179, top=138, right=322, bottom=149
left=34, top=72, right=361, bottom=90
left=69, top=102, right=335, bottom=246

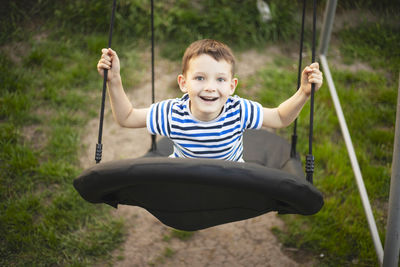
left=75, top=130, right=323, bottom=231
left=74, top=0, right=323, bottom=231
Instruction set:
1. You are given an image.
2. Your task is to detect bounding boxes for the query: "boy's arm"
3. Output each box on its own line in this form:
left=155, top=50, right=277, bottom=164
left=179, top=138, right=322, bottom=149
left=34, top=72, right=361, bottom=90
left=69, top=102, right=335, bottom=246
left=262, top=62, right=323, bottom=128
left=97, top=48, right=148, bottom=128
left=107, top=75, right=148, bottom=128
left=262, top=89, right=309, bottom=128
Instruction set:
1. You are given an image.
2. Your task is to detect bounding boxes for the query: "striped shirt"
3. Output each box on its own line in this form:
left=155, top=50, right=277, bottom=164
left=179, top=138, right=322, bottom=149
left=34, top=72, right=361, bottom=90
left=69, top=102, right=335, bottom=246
left=146, top=94, right=263, bottom=161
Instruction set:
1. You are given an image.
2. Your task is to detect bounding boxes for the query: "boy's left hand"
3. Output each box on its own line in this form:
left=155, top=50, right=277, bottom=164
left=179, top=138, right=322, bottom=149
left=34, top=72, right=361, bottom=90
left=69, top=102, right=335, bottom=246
left=301, top=62, right=323, bottom=96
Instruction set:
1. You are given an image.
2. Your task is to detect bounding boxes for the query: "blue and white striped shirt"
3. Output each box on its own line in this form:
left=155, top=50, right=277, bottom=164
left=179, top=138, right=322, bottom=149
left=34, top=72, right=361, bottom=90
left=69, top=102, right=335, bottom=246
left=146, top=94, right=263, bottom=161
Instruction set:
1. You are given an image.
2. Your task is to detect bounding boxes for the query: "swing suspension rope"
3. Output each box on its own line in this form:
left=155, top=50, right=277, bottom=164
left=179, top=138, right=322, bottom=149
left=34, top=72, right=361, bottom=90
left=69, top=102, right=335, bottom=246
left=290, top=0, right=306, bottom=159
left=95, top=0, right=117, bottom=164
left=306, top=0, right=318, bottom=184
left=150, top=0, right=157, bottom=151
left=290, top=0, right=317, bottom=183
left=95, top=0, right=318, bottom=184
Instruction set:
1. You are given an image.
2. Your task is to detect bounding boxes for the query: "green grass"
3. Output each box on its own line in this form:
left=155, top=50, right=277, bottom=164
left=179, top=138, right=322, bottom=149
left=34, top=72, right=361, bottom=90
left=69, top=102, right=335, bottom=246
left=153, top=229, right=193, bottom=266
left=338, top=20, right=400, bottom=75
left=0, top=32, right=144, bottom=266
left=1, top=0, right=301, bottom=59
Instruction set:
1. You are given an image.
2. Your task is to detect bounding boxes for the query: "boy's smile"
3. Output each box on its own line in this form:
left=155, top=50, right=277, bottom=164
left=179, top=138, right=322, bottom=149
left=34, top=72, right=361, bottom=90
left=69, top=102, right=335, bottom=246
left=178, top=54, right=238, bottom=121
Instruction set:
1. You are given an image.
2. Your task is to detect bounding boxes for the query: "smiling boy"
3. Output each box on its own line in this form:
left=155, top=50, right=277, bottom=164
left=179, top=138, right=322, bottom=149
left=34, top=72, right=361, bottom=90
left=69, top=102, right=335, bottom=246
left=97, top=39, right=323, bottom=161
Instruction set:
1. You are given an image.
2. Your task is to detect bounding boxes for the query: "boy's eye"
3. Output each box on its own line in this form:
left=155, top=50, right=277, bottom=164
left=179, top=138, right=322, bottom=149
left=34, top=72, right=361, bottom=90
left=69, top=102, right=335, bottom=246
left=194, top=76, right=204, bottom=81
left=217, top=78, right=226, bottom=82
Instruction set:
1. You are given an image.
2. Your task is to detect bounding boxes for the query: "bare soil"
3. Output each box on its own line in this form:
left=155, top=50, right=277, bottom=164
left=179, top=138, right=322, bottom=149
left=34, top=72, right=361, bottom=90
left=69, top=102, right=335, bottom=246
left=80, top=47, right=314, bottom=267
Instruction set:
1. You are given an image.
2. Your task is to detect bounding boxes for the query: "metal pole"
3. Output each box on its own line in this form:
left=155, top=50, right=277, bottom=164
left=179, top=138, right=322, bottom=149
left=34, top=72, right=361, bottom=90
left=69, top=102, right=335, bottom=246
left=318, top=0, right=337, bottom=56
left=383, top=74, right=400, bottom=267
left=320, top=55, right=384, bottom=265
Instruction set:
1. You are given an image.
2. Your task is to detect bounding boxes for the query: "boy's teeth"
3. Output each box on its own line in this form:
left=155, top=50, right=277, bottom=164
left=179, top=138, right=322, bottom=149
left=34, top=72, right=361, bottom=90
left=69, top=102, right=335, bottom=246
left=201, top=96, right=217, bottom=101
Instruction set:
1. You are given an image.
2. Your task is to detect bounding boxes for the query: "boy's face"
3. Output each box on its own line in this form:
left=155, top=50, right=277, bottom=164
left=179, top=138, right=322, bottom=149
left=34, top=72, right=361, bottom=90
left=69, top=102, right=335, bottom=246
left=178, top=54, right=238, bottom=121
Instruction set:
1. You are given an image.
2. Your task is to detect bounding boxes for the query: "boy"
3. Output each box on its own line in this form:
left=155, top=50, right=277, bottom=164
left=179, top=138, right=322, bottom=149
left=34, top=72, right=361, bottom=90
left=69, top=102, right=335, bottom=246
left=97, top=39, right=323, bottom=162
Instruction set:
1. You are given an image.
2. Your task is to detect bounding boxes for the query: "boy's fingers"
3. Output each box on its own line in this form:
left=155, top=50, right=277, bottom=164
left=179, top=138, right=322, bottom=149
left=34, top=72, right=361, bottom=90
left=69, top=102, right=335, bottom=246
left=306, top=64, right=319, bottom=71
left=309, top=76, right=322, bottom=83
left=308, top=69, right=321, bottom=78
left=314, top=72, right=323, bottom=81
left=303, top=67, right=310, bottom=73
left=108, top=48, right=118, bottom=58
left=99, top=58, right=111, bottom=66
left=101, top=48, right=115, bottom=57
left=101, top=54, right=111, bottom=61
left=310, top=71, right=321, bottom=78
left=309, top=78, right=321, bottom=83
left=101, top=64, right=110, bottom=70
left=97, top=59, right=111, bottom=70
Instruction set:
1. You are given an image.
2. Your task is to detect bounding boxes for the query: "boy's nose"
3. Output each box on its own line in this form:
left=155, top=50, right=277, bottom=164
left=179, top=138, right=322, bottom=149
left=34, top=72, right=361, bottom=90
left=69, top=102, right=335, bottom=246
left=204, top=81, right=217, bottom=92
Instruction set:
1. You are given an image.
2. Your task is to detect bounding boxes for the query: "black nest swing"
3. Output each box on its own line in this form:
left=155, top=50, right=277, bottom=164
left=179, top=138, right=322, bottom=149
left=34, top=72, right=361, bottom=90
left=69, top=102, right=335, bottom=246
left=74, top=0, right=323, bottom=231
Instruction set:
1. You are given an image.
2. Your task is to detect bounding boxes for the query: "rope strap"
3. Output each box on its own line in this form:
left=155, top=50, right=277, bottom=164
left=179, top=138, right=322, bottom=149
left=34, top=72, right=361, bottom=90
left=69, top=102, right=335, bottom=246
left=306, top=0, right=317, bottom=183
left=306, top=154, right=315, bottom=180
left=150, top=0, right=157, bottom=151
left=95, top=0, right=117, bottom=164
left=290, top=0, right=317, bottom=184
left=291, top=0, right=306, bottom=158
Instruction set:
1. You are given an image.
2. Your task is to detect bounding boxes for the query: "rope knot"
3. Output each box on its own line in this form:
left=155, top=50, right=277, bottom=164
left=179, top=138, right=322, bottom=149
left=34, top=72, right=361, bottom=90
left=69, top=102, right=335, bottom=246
left=95, top=143, right=103, bottom=163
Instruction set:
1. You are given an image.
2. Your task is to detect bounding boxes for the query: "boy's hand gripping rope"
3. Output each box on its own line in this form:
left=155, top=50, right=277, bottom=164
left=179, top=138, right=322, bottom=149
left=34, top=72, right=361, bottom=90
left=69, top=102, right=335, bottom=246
left=290, top=0, right=306, bottom=159
left=291, top=0, right=317, bottom=184
left=95, top=0, right=117, bottom=164
left=306, top=0, right=317, bottom=183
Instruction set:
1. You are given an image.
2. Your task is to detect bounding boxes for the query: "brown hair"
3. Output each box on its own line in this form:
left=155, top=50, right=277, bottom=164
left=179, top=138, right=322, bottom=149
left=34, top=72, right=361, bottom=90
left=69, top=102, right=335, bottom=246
left=181, top=39, right=236, bottom=77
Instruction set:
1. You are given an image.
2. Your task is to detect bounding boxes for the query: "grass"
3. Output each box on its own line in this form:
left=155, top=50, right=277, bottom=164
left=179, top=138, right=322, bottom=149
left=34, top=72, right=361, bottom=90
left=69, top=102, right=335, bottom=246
left=163, top=229, right=195, bottom=242
left=1, top=0, right=301, bottom=58
left=0, top=31, right=143, bottom=266
left=1, top=1, right=398, bottom=266
left=338, top=20, right=400, bottom=74
left=156, top=229, right=193, bottom=265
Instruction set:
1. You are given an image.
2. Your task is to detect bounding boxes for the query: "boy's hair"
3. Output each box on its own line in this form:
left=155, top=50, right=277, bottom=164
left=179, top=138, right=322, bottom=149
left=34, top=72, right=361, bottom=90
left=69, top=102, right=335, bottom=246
left=182, top=39, right=236, bottom=77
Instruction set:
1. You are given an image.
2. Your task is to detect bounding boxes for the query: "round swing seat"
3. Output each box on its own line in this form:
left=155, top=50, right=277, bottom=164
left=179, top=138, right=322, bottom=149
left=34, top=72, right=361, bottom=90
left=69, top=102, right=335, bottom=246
left=74, top=130, right=324, bottom=231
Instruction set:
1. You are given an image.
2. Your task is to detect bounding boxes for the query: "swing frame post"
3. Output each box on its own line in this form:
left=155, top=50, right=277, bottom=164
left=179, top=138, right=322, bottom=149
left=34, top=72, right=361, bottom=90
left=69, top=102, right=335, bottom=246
left=318, top=0, right=337, bottom=55
left=383, top=74, right=400, bottom=267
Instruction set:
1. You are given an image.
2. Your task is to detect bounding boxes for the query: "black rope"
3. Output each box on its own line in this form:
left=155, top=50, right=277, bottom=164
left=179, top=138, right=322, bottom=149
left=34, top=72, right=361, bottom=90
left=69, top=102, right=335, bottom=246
left=95, top=0, right=117, bottom=164
left=150, top=0, right=157, bottom=151
left=306, top=0, right=317, bottom=183
left=291, top=0, right=307, bottom=158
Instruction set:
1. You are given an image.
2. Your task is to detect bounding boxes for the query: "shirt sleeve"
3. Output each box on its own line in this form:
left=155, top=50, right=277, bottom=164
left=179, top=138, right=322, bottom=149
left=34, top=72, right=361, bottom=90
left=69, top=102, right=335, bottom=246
left=146, top=99, right=172, bottom=137
left=241, top=98, right=263, bottom=130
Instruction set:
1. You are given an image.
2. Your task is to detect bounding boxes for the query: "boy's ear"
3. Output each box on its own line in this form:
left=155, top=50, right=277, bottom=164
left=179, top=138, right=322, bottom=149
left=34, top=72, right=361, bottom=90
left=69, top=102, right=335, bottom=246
left=230, top=77, right=238, bottom=95
left=177, top=74, right=187, bottom=93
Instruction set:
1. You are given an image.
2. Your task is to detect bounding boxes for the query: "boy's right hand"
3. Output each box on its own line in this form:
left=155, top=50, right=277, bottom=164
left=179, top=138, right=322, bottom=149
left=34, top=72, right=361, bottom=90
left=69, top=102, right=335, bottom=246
left=97, top=48, right=120, bottom=82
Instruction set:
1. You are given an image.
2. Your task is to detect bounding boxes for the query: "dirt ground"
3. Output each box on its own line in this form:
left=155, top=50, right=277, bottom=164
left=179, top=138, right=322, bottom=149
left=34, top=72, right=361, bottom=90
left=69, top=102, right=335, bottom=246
left=80, top=47, right=315, bottom=267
